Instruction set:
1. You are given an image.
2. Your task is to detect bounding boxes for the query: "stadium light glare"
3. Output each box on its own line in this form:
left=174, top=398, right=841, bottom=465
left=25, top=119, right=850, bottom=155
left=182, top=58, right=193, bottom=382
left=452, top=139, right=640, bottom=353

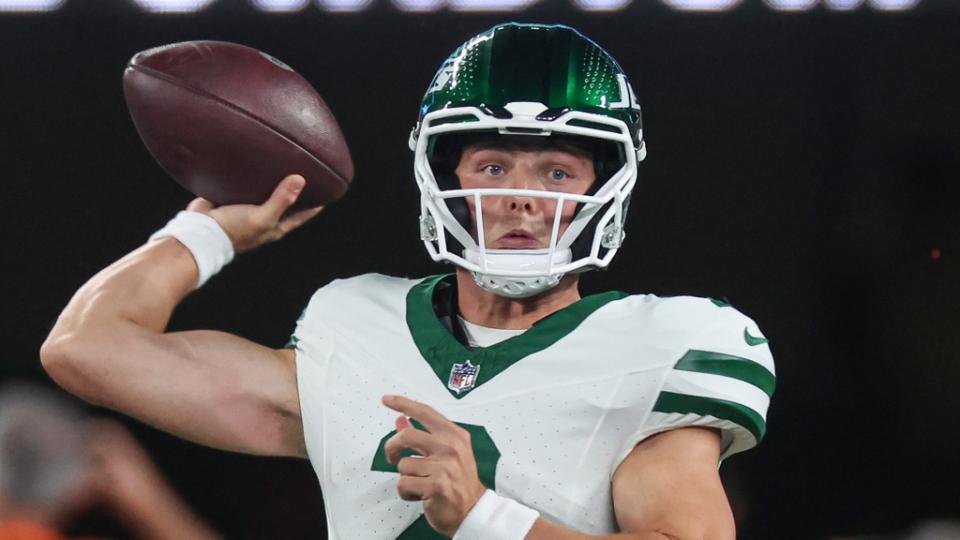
left=252, top=0, right=310, bottom=11
left=0, top=0, right=65, bottom=11
left=391, top=0, right=444, bottom=10
left=449, top=0, right=540, bottom=11
left=658, top=0, right=741, bottom=12
left=763, top=0, right=817, bottom=10
left=0, top=0, right=929, bottom=14
left=825, top=0, right=865, bottom=9
left=573, top=0, right=633, bottom=11
left=315, top=0, right=373, bottom=11
left=131, top=0, right=216, bottom=12
left=869, top=0, right=920, bottom=10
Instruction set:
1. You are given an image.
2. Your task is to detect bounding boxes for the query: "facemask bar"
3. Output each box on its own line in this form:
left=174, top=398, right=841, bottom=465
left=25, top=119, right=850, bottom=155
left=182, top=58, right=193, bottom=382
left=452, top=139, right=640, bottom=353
left=413, top=105, right=639, bottom=279
left=429, top=189, right=612, bottom=276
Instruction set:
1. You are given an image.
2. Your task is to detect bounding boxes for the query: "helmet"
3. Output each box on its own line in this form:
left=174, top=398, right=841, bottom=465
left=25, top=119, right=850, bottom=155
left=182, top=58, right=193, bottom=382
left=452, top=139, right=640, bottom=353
left=409, top=22, right=646, bottom=298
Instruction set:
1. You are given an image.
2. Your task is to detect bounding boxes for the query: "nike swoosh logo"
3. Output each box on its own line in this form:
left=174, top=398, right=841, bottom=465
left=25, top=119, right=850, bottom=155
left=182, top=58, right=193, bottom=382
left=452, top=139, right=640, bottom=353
left=744, top=327, right=768, bottom=346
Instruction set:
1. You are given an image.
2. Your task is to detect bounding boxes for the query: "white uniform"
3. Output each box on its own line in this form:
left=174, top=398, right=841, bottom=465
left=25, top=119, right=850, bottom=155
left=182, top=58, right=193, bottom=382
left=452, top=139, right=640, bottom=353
left=291, top=273, right=775, bottom=540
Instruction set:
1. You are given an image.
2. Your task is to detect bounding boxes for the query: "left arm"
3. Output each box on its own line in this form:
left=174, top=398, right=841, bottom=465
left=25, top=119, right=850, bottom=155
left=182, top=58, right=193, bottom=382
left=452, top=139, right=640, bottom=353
left=526, top=427, right=735, bottom=540
left=382, top=396, right=734, bottom=540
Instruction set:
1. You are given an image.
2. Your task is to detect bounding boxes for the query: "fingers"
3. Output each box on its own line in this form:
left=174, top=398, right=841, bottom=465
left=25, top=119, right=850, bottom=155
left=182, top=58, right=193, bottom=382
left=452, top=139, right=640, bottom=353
left=397, top=475, right=434, bottom=502
left=277, top=205, right=324, bottom=235
left=258, top=174, right=306, bottom=223
left=384, top=426, right=447, bottom=464
left=383, top=395, right=457, bottom=436
left=397, top=456, right=431, bottom=477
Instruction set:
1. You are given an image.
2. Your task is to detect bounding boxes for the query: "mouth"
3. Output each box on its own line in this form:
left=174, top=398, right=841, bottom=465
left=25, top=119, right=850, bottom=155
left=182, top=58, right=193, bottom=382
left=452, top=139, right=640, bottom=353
left=493, top=229, right=542, bottom=249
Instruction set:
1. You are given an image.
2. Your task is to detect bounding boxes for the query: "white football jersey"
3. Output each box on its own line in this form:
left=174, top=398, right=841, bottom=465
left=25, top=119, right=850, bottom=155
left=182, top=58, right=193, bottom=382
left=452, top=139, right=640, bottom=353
left=290, top=273, right=775, bottom=539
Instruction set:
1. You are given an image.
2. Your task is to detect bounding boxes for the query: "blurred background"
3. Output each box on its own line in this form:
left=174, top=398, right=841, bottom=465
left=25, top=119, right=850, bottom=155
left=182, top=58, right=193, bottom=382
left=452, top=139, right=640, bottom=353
left=1, top=0, right=958, bottom=538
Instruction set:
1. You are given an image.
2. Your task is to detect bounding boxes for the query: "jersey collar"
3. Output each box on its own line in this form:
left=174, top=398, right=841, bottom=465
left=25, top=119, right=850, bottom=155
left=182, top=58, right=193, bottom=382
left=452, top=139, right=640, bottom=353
left=406, top=274, right=627, bottom=399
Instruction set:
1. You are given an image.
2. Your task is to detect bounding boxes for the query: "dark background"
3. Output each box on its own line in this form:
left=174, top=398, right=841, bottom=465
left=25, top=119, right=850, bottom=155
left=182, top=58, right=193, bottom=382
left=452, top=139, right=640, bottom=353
left=2, top=0, right=959, bottom=538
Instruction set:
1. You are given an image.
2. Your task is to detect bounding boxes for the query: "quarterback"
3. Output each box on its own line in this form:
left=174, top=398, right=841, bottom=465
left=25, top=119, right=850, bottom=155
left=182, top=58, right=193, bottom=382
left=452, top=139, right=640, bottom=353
left=42, top=23, right=774, bottom=540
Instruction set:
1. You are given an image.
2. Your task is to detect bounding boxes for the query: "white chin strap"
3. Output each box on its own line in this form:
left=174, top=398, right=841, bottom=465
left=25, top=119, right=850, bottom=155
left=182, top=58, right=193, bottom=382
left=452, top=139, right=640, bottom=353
left=464, top=248, right=572, bottom=298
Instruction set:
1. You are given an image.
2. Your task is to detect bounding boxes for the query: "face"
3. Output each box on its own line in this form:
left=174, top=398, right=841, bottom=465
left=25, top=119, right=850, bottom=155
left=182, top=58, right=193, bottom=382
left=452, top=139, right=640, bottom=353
left=455, top=143, right=596, bottom=250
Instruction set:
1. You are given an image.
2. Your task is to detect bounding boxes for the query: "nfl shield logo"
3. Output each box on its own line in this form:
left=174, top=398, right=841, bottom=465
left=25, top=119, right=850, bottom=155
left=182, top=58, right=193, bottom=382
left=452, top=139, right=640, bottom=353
left=448, top=360, right=480, bottom=394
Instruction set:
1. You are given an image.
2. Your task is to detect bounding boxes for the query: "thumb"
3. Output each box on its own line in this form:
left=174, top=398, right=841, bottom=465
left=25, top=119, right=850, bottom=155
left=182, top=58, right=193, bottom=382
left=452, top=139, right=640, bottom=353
left=186, top=197, right=215, bottom=213
left=259, top=174, right=305, bottom=222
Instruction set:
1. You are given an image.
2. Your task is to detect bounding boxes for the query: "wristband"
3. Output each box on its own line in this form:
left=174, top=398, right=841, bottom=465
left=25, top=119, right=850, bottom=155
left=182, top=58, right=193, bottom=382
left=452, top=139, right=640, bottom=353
left=149, top=211, right=235, bottom=288
left=453, top=489, right=540, bottom=540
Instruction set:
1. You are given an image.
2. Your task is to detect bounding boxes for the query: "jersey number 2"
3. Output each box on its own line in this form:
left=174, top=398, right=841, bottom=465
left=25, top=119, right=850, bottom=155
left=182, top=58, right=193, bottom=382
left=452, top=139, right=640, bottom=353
left=371, top=421, right=500, bottom=540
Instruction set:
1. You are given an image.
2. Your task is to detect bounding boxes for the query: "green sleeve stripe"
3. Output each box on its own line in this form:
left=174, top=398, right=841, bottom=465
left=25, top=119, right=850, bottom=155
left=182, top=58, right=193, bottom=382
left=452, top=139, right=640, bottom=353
left=674, top=350, right=776, bottom=397
left=653, top=391, right=766, bottom=442
left=284, top=307, right=308, bottom=349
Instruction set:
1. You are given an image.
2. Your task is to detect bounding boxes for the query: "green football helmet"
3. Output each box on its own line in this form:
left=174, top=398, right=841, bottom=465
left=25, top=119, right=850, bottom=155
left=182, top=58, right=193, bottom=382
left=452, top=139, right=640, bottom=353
left=409, top=22, right=646, bottom=298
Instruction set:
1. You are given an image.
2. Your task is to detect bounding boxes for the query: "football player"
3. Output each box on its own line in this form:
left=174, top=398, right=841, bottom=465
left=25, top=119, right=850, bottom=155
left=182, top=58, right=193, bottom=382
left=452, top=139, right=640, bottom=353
left=42, top=23, right=774, bottom=540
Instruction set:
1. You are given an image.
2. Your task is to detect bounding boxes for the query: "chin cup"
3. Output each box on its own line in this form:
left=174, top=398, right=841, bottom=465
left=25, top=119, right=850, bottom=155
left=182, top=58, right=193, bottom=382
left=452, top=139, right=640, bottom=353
left=464, top=248, right=570, bottom=298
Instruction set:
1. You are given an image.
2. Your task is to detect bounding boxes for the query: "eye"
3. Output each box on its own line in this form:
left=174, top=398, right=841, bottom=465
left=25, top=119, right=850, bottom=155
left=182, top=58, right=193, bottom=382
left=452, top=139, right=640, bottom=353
left=549, top=169, right=569, bottom=182
left=485, top=164, right=504, bottom=176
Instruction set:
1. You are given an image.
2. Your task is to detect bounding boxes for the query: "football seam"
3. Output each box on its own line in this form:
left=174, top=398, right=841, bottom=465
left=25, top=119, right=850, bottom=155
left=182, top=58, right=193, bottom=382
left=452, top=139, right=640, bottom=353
left=128, top=62, right=350, bottom=191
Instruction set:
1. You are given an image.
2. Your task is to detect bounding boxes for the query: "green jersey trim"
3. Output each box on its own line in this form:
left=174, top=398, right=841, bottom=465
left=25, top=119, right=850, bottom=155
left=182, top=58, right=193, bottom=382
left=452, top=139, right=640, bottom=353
left=653, top=391, right=766, bottom=442
left=709, top=297, right=732, bottom=308
left=285, top=308, right=307, bottom=349
left=406, top=274, right=627, bottom=399
left=371, top=420, right=500, bottom=490
left=674, top=350, right=776, bottom=397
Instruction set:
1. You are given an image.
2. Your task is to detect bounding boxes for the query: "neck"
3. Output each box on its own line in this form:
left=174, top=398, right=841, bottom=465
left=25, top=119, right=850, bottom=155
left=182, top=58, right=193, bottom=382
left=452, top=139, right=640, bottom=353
left=455, top=269, right=581, bottom=330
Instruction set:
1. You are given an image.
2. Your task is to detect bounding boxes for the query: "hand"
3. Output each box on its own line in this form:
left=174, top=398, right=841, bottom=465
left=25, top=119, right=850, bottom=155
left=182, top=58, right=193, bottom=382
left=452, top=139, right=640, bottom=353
left=86, top=419, right=169, bottom=510
left=382, top=395, right=487, bottom=538
left=187, top=174, right=323, bottom=254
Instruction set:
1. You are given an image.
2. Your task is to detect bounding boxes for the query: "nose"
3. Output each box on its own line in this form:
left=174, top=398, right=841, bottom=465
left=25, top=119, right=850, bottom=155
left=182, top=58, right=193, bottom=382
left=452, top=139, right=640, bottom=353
left=508, top=197, right=534, bottom=213
left=503, top=171, right=537, bottom=213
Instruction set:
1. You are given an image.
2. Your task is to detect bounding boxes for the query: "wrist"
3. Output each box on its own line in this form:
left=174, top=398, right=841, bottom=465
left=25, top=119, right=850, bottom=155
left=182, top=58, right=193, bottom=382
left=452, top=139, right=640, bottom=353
left=453, top=489, right=540, bottom=540
left=149, top=211, right=234, bottom=288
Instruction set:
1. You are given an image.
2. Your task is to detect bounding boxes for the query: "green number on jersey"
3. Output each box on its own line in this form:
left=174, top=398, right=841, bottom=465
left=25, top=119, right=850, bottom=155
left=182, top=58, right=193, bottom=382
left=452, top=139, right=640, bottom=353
left=371, top=421, right=501, bottom=540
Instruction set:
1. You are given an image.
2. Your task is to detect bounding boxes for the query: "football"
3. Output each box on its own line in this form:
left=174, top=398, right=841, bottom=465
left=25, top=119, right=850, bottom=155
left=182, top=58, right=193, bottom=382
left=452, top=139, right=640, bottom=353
left=123, top=41, right=353, bottom=208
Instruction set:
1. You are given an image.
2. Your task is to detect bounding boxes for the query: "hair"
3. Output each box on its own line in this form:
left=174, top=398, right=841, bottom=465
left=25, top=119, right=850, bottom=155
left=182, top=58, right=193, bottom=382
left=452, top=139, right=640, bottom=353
left=0, top=382, right=90, bottom=509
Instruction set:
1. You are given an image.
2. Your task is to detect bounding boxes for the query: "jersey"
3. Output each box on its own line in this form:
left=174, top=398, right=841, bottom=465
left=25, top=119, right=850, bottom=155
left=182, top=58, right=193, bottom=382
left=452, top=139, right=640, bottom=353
left=290, top=273, right=775, bottom=539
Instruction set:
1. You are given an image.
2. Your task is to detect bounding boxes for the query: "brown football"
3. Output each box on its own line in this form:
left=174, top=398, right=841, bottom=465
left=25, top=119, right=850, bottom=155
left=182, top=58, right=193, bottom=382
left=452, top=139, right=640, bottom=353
left=123, top=41, right=353, bottom=208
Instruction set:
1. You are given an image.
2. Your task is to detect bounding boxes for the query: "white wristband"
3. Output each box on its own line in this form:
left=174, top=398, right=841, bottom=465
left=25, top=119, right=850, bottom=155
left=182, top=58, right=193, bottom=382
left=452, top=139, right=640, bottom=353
left=453, top=490, right=540, bottom=540
left=149, top=211, right=235, bottom=289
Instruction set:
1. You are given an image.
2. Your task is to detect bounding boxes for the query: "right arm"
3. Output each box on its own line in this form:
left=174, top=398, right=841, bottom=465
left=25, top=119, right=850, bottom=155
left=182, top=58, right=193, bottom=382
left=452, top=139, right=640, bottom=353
left=40, top=175, right=320, bottom=457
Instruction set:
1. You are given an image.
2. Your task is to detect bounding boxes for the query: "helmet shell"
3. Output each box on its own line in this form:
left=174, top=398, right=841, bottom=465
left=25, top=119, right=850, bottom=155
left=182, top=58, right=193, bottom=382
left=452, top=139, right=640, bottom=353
left=413, top=23, right=643, bottom=151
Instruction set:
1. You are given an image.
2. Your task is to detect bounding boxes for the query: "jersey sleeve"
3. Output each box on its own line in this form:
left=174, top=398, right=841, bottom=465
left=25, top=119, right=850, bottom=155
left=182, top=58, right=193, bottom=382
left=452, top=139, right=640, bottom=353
left=628, top=298, right=776, bottom=463
left=287, top=279, right=344, bottom=466
left=287, top=273, right=414, bottom=469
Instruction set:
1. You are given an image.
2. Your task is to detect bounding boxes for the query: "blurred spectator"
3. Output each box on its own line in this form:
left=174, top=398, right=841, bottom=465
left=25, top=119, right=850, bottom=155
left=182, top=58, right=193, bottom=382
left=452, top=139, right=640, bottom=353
left=832, top=519, right=960, bottom=540
left=0, top=382, right=221, bottom=540
left=902, top=520, right=960, bottom=540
